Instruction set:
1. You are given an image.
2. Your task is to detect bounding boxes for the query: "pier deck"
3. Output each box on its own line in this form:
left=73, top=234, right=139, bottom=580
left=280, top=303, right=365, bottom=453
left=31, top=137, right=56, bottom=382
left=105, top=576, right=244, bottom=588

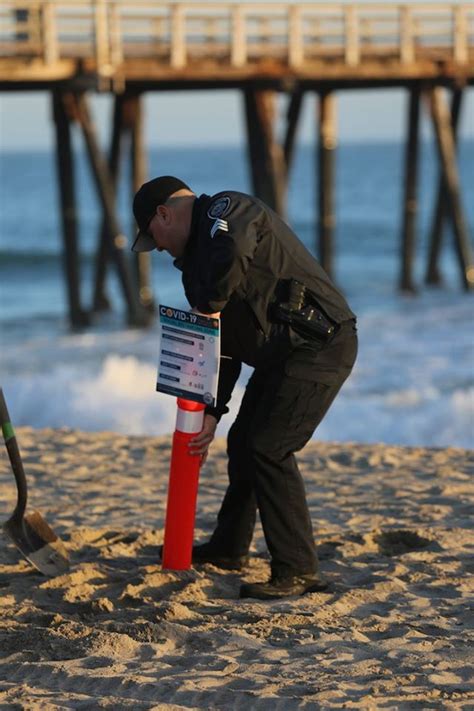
left=1, top=2, right=473, bottom=88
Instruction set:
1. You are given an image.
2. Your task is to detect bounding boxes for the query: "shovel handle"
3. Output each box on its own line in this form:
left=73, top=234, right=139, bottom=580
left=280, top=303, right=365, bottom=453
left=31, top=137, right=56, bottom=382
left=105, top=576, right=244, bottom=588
left=0, top=388, right=27, bottom=520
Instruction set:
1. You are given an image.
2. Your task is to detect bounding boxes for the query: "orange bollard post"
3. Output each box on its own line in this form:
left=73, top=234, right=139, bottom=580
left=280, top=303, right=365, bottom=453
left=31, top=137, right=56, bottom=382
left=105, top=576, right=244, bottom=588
left=162, top=398, right=205, bottom=570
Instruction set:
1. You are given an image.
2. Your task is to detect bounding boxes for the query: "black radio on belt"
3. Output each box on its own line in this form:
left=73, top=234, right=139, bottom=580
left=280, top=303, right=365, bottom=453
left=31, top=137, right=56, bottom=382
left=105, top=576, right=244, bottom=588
left=273, top=280, right=337, bottom=342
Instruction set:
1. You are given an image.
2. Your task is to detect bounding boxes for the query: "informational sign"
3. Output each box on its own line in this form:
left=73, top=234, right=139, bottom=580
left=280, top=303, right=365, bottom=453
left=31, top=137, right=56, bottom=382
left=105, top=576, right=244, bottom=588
left=156, top=305, right=220, bottom=406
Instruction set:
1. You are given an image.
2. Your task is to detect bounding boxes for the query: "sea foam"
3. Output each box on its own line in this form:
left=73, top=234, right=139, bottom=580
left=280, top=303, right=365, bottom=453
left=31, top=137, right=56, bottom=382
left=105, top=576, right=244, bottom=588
left=2, top=291, right=473, bottom=448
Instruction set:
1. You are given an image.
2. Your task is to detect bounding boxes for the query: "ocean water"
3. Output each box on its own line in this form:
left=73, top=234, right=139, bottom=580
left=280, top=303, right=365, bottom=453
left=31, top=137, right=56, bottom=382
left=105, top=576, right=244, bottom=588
left=0, top=142, right=473, bottom=447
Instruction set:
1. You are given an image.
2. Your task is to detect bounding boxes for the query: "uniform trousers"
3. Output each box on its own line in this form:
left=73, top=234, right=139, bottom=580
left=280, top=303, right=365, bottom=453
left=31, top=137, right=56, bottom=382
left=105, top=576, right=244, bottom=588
left=209, top=320, right=358, bottom=577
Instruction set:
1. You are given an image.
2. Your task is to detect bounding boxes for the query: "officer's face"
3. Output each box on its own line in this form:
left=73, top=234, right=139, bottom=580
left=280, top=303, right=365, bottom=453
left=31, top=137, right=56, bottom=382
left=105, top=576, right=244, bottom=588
left=148, top=205, right=181, bottom=258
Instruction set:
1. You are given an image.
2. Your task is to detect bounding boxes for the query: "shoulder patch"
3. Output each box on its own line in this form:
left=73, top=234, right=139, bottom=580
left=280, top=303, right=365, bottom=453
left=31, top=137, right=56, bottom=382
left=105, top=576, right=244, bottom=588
left=207, top=196, right=231, bottom=219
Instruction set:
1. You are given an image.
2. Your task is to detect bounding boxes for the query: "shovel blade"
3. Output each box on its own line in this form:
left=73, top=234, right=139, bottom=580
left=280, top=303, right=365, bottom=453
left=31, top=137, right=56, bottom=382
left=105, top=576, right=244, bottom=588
left=3, top=509, right=69, bottom=577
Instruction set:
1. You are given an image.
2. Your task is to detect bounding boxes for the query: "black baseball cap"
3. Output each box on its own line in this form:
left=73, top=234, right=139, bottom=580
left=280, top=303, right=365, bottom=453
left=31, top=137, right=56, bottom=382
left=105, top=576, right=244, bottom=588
left=131, top=176, right=192, bottom=252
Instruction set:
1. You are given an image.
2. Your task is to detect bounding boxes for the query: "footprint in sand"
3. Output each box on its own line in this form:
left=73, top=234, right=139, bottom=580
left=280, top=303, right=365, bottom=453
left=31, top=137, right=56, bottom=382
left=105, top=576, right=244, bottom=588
left=372, top=530, right=432, bottom=556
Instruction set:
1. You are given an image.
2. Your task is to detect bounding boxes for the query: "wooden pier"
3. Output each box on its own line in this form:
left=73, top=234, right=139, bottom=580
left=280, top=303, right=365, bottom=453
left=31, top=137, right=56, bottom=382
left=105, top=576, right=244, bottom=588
left=1, top=1, right=473, bottom=326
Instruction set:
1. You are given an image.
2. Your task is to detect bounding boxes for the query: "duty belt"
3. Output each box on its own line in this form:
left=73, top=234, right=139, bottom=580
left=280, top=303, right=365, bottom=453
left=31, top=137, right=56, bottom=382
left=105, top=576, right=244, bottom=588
left=272, top=279, right=338, bottom=343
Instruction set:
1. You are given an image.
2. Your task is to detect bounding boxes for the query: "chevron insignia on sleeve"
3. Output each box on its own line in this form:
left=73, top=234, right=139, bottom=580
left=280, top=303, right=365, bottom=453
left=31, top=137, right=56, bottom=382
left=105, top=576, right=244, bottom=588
left=210, top=218, right=229, bottom=239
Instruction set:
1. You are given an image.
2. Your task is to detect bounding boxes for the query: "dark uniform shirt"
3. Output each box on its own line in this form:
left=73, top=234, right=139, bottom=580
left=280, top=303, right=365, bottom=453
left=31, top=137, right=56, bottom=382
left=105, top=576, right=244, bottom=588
left=175, top=191, right=356, bottom=420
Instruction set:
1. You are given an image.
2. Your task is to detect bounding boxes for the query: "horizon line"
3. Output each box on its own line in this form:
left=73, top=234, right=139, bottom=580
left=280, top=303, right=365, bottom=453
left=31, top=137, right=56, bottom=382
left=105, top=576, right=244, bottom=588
left=1, top=135, right=473, bottom=154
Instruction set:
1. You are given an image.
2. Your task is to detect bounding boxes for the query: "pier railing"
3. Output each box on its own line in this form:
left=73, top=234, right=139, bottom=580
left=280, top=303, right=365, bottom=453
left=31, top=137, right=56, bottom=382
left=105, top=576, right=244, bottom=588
left=0, top=2, right=473, bottom=78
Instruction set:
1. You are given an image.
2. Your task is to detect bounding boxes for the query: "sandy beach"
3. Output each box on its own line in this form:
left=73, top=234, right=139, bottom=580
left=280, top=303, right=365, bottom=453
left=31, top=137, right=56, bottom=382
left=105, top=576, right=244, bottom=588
left=0, top=427, right=472, bottom=709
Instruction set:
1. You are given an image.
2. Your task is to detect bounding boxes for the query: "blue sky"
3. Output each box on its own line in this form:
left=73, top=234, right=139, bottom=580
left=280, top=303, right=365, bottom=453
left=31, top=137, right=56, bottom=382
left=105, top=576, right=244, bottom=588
left=0, top=88, right=473, bottom=150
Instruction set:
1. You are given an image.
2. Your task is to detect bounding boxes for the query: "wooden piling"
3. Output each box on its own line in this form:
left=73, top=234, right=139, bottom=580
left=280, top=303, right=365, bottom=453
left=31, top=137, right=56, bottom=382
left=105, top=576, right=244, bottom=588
left=400, top=83, right=421, bottom=293
left=425, top=88, right=463, bottom=286
left=73, top=92, right=145, bottom=324
left=51, top=91, right=89, bottom=328
left=283, top=87, right=304, bottom=179
left=129, top=93, right=155, bottom=313
left=92, top=93, right=125, bottom=312
left=318, top=90, right=336, bottom=277
left=243, top=88, right=285, bottom=215
left=428, top=86, right=473, bottom=291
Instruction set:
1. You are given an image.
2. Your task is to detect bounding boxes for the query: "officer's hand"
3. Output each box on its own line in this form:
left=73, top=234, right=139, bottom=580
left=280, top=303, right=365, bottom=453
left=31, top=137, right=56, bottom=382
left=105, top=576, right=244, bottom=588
left=188, top=414, right=218, bottom=464
left=191, top=308, right=221, bottom=319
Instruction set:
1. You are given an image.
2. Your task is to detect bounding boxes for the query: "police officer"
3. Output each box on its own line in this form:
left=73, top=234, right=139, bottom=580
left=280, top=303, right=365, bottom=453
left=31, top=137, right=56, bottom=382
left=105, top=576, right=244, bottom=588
left=132, top=175, right=358, bottom=600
